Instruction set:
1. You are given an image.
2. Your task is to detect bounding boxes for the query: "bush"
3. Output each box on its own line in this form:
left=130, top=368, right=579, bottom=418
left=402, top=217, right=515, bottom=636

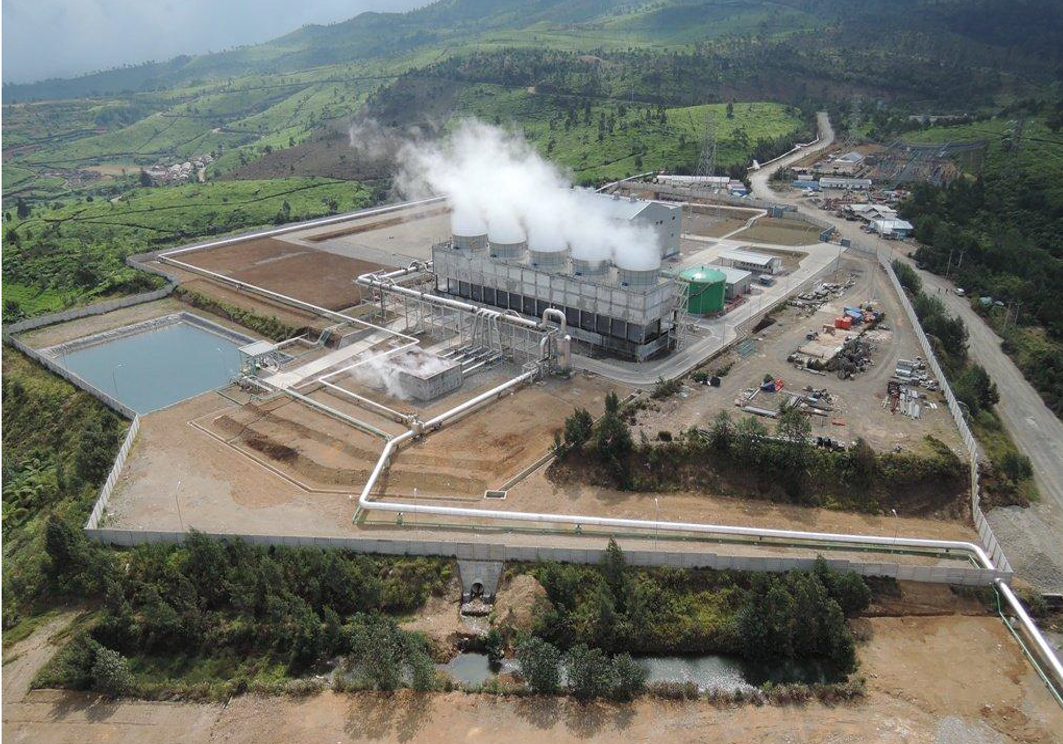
left=516, top=635, right=562, bottom=694
left=91, top=646, right=133, bottom=697
left=1000, top=450, right=1033, bottom=483
left=565, top=644, right=617, bottom=700
left=612, top=653, right=646, bottom=700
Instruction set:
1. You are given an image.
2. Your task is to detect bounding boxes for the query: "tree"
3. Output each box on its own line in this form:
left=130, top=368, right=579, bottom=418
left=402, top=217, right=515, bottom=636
left=16, top=197, right=30, bottom=219
left=726, top=101, right=735, bottom=119
left=612, top=653, right=646, bottom=700
left=734, top=416, right=768, bottom=462
left=565, top=644, right=617, bottom=700
left=138, top=170, right=152, bottom=187
left=595, top=411, right=633, bottom=485
left=561, top=408, right=594, bottom=455
left=516, top=636, right=562, bottom=693
left=814, top=557, right=871, bottom=615
left=740, top=576, right=796, bottom=660
left=708, top=410, right=734, bottom=453
left=849, top=437, right=877, bottom=487
left=600, top=538, right=626, bottom=598
left=92, top=646, right=133, bottom=696
left=953, top=363, right=998, bottom=414
left=75, top=414, right=120, bottom=483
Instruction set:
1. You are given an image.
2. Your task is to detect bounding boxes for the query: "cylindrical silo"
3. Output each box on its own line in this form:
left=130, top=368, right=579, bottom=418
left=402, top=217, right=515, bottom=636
left=451, top=211, right=488, bottom=253
left=678, top=265, right=726, bottom=314
left=530, top=248, right=569, bottom=272
left=571, top=258, right=610, bottom=278
left=617, top=266, right=661, bottom=288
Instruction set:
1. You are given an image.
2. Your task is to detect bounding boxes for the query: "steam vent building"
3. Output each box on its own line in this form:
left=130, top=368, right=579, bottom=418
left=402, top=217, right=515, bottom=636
left=432, top=196, right=682, bottom=361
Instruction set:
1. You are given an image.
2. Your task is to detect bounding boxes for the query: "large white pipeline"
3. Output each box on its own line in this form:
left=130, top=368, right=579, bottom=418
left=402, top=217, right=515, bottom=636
left=354, top=377, right=997, bottom=571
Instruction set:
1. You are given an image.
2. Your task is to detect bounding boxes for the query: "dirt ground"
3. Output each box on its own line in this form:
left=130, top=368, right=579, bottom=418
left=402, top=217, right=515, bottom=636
left=498, top=467, right=980, bottom=544
left=175, top=237, right=385, bottom=311
left=633, top=256, right=964, bottom=457
left=732, top=217, right=823, bottom=246
left=4, top=610, right=1060, bottom=743
left=157, top=261, right=330, bottom=331
left=107, top=370, right=628, bottom=534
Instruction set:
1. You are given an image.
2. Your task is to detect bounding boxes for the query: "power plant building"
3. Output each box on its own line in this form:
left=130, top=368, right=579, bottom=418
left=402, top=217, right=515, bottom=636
left=714, top=249, right=782, bottom=275
left=716, top=266, right=753, bottom=299
left=431, top=236, right=678, bottom=361
left=592, top=193, right=682, bottom=261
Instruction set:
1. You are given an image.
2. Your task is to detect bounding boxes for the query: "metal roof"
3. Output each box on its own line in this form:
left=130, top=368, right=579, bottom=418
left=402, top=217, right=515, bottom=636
left=678, top=265, right=726, bottom=283
left=591, top=192, right=676, bottom=221
left=718, top=249, right=778, bottom=266
left=239, top=340, right=277, bottom=356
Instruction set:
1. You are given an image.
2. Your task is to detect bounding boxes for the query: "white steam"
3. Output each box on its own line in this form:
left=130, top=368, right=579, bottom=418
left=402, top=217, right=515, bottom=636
left=394, top=119, right=661, bottom=269
left=348, top=349, right=456, bottom=401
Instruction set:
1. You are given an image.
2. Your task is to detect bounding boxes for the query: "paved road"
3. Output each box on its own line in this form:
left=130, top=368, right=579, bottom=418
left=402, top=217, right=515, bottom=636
left=752, top=113, right=1063, bottom=591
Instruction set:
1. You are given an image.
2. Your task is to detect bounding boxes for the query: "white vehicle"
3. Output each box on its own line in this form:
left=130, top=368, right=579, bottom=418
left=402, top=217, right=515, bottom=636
left=954, top=288, right=966, bottom=297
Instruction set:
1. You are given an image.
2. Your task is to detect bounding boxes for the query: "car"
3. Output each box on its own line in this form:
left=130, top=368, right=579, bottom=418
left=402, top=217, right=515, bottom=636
left=954, top=288, right=966, bottom=296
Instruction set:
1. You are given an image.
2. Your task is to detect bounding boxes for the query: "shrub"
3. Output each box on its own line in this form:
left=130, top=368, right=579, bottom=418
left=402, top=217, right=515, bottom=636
left=564, top=644, right=617, bottom=700
left=612, top=653, right=647, bottom=700
left=485, top=628, right=505, bottom=664
left=516, top=636, right=562, bottom=694
left=1000, top=450, right=1033, bottom=483
left=91, top=646, right=133, bottom=697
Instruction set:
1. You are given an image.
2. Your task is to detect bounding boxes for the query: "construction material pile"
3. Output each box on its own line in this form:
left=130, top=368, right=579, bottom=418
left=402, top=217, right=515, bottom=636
left=826, top=337, right=875, bottom=379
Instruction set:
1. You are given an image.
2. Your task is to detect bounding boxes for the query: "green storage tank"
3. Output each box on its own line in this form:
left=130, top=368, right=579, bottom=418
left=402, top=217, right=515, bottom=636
left=678, top=265, right=726, bottom=315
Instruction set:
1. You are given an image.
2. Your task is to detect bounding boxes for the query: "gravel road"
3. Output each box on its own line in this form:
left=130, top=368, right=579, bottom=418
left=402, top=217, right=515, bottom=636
left=751, top=113, right=1063, bottom=591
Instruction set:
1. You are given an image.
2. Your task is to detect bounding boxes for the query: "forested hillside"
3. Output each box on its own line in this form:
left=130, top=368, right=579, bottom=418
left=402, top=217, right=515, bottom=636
left=900, top=100, right=1063, bottom=417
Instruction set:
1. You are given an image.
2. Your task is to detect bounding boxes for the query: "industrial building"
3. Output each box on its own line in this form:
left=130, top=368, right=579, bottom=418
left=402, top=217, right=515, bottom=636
left=824, top=151, right=865, bottom=175
left=819, top=177, right=873, bottom=191
left=714, top=249, right=782, bottom=275
left=592, top=193, right=682, bottom=260
left=716, top=266, right=754, bottom=299
left=431, top=230, right=678, bottom=361
left=870, top=218, right=913, bottom=238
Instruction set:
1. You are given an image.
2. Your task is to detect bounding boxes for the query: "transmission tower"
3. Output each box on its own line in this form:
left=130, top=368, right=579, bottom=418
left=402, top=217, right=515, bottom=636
left=848, top=94, right=861, bottom=145
left=694, top=108, right=717, bottom=178
left=1006, top=117, right=1025, bottom=153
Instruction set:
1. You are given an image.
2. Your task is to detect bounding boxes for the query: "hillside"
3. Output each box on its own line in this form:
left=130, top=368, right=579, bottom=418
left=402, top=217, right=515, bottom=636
left=3, top=0, right=1062, bottom=317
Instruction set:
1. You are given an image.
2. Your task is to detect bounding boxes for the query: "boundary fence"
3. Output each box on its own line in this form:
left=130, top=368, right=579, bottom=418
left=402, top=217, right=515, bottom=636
left=82, top=528, right=1002, bottom=585
left=85, top=417, right=140, bottom=530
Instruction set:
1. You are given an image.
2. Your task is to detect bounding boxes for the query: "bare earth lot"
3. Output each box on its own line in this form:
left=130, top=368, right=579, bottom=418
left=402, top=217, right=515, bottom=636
left=732, top=216, right=823, bottom=246
left=4, top=609, right=1059, bottom=743
left=633, top=256, right=964, bottom=457
left=177, top=237, right=386, bottom=311
left=108, top=371, right=628, bottom=533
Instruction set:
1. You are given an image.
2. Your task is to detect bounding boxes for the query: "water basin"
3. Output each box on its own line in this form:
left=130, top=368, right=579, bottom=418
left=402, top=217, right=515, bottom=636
left=49, top=315, right=249, bottom=413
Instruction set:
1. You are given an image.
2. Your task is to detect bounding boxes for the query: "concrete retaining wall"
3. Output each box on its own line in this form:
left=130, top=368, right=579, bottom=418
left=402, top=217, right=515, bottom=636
left=85, top=417, right=140, bottom=529
left=83, top=528, right=1005, bottom=585
left=2, top=283, right=175, bottom=337
left=3, top=334, right=138, bottom=419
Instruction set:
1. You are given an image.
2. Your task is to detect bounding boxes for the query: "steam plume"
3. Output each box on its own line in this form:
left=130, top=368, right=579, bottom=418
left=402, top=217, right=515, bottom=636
left=394, top=119, right=661, bottom=269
